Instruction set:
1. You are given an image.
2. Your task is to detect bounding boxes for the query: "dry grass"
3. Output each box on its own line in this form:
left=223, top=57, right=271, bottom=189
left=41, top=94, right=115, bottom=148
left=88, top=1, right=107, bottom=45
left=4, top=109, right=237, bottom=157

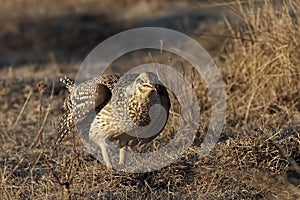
left=221, top=0, right=300, bottom=125
left=0, top=0, right=299, bottom=199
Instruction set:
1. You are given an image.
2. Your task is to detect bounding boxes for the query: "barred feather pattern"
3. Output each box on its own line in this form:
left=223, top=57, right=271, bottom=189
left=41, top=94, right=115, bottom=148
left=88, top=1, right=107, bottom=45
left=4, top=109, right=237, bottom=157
left=56, top=72, right=170, bottom=168
left=55, top=74, right=120, bottom=146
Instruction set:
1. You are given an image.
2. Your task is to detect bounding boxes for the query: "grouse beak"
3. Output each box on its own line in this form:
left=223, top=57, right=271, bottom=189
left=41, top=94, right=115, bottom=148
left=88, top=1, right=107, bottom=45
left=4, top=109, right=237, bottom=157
left=139, top=83, right=156, bottom=97
left=144, top=83, right=156, bottom=91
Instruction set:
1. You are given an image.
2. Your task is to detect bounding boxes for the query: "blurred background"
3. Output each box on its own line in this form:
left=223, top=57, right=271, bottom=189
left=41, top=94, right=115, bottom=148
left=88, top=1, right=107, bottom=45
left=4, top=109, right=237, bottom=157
left=0, top=0, right=230, bottom=68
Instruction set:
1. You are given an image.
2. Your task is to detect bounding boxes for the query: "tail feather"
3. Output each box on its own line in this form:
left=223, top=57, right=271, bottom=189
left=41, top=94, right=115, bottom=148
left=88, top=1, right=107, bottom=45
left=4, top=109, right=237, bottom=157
left=55, top=111, right=74, bottom=146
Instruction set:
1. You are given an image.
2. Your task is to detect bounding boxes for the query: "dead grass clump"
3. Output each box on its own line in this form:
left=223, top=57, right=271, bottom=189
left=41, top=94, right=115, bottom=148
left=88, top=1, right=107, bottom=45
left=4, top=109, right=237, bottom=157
left=188, top=123, right=300, bottom=199
left=221, top=0, right=300, bottom=126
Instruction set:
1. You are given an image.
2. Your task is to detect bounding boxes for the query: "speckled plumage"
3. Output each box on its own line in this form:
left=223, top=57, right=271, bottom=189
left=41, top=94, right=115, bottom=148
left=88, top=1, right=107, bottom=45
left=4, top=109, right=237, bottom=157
left=56, top=74, right=119, bottom=146
left=56, top=72, right=170, bottom=168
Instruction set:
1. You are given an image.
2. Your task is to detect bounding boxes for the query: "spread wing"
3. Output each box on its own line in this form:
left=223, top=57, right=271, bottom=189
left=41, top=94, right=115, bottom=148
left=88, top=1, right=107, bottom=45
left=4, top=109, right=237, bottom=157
left=95, top=83, right=112, bottom=112
left=55, top=77, right=115, bottom=146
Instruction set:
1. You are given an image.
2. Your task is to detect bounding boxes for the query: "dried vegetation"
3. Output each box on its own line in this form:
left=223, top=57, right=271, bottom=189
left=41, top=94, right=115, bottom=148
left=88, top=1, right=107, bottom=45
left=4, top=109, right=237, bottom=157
left=0, top=0, right=299, bottom=199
